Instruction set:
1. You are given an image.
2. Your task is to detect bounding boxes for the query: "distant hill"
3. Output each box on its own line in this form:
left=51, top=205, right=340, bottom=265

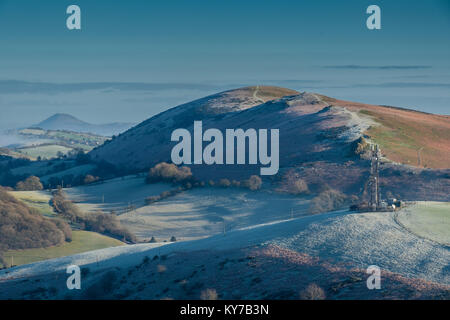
left=35, top=113, right=134, bottom=136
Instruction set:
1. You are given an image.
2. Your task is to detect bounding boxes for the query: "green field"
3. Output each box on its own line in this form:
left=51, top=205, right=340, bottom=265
left=3, top=231, right=125, bottom=267
left=397, top=202, right=450, bottom=246
left=9, top=190, right=55, bottom=217
left=16, top=144, right=73, bottom=160
left=4, top=191, right=126, bottom=267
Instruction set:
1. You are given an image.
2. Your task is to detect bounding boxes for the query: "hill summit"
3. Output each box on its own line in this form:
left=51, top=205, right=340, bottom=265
left=88, top=85, right=450, bottom=201
left=90, top=85, right=450, bottom=172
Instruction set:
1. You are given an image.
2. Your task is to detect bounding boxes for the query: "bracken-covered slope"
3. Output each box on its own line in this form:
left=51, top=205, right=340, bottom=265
left=319, top=95, right=450, bottom=169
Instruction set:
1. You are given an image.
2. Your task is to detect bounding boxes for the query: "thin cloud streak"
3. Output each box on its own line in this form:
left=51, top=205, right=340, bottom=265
left=323, top=65, right=432, bottom=70
left=0, top=80, right=219, bottom=95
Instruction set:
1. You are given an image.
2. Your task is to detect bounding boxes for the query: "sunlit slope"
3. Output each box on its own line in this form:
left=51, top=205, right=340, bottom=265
left=3, top=231, right=124, bottom=267
left=321, top=95, right=450, bottom=169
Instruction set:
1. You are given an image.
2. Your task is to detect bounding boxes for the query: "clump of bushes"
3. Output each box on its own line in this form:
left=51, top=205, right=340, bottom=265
left=277, top=170, right=309, bottom=195
left=146, top=162, right=193, bottom=184
left=207, top=175, right=262, bottom=191
left=51, top=188, right=85, bottom=222
left=231, top=180, right=241, bottom=187
left=309, top=189, right=348, bottom=214
left=0, top=188, right=72, bottom=267
left=145, top=195, right=160, bottom=205
left=241, top=175, right=262, bottom=191
left=83, top=175, right=99, bottom=185
left=51, top=189, right=135, bottom=243
left=51, top=218, right=73, bottom=242
left=351, top=137, right=371, bottom=159
left=84, top=211, right=135, bottom=243
left=15, top=176, right=43, bottom=191
left=300, top=283, right=326, bottom=300
left=217, top=179, right=231, bottom=187
left=144, top=187, right=187, bottom=205
left=200, top=288, right=218, bottom=300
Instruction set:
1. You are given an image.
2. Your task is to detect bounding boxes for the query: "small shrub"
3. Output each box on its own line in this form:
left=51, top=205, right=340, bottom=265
left=145, top=195, right=160, bottom=205
left=146, top=162, right=193, bottom=184
left=218, top=179, right=231, bottom=187
left=157, top=265, right=167, bottom=273
left=351, top=137, right=371, bottom=159
left=15, top=176, right=43, bottom=191
left=200, top=288, right=218, bottom=300
left=83, top=175, right=99, bottom=185
left=309, top=189, right=348, bottom=214
left=51, top=189, right=135, bottom=243
left=0, top=189, right=69, bottom=252
left=278, top=170, right=309, bottom=195
left=300, top=283, right=326, bottom=300
left=242, top=175, right=262, bottom=191
left=231, top=180, right=240, bottom=187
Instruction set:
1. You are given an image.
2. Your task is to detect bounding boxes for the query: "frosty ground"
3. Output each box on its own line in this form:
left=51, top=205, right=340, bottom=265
left=1, top=201, right=448, bottom=299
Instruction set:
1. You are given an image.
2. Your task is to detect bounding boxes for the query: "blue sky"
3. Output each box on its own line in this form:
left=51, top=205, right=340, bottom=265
left=0, top=0, right=449, bottom=128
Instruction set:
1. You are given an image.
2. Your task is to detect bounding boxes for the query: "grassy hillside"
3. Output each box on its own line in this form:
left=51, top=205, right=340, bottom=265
left=3, top=231, right=124, bottom=267
left=65, top=176, right=172, bottom=214
left=4, top=190, right=127, bottom=267
left=9, top=191, right=55, bottom=217
left=16, top=144, right=73, bottom=160
left=396, top=202, right=450, bottom=246
left=323, top=96, right=450, bottom=169
left=118, top=186, right=311, bottom=241
left=0, top=188, right=72, bottom=266
left=89, top=86, right=299, bottom=169
left=15, top=128, right=109, bottom=160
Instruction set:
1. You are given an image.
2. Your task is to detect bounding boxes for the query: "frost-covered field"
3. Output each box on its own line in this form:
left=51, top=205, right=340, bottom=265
left=266, top=210, right=449, bottom=285
left=1, top=204, right=448, bottom=286
left=396, top=202, right=449, bottom=246
left=65, top=176, right=172, bottom=214
left=119, top=187, right=311, bottom=241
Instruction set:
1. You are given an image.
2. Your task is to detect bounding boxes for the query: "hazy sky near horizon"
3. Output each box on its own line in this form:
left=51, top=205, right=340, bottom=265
left=0, top=0, right=449, bottom=128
